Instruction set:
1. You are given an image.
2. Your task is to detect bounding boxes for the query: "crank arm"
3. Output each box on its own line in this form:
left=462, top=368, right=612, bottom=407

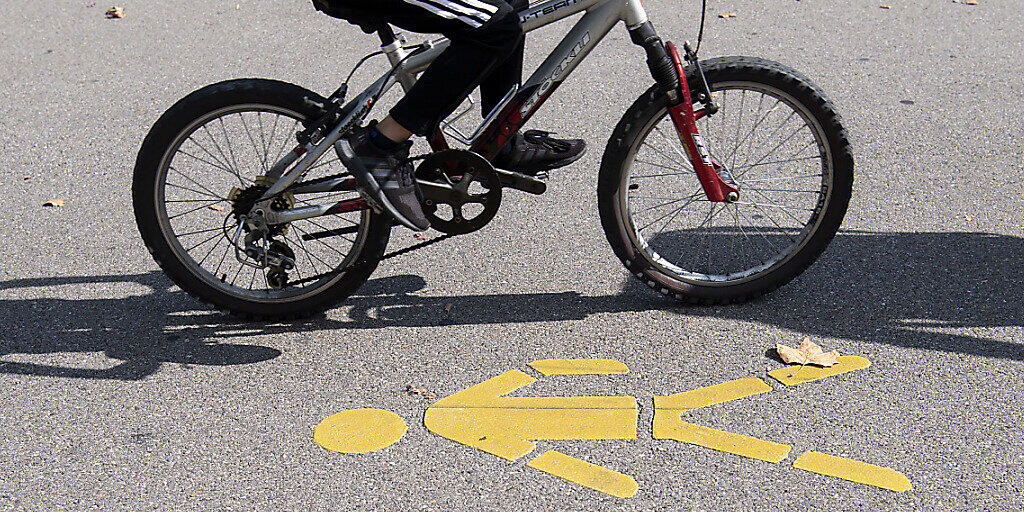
left=494, top=168, right=546, bottom=195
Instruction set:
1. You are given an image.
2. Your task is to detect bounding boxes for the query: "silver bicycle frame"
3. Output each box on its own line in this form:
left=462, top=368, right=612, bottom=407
left=261, top=0, right=651, bottom=224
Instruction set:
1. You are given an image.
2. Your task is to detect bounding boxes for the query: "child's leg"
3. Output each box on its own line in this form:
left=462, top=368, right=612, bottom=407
left=382, top=0, right=524, bottom=136
left=480, top=0, right=528, bottom=116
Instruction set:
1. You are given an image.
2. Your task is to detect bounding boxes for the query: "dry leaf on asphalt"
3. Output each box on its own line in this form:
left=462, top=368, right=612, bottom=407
left=718, top=12, right=737, bottom=18
left=405, top=385, right=437, bottom=400
left=776, top=337, right=839, bottom=367
left=413, top=232, right=429, bottom=240
left=105, top=6, right=124, bottom=18
left=208, top=205, right=225, bottom=211
left=43, top=199, right=65, bottom=207
left=880, top=4, right=891, bottom=8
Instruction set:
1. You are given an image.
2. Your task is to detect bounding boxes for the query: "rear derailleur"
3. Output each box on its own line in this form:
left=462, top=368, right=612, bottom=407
left=227, top=179, right=297, bottom=289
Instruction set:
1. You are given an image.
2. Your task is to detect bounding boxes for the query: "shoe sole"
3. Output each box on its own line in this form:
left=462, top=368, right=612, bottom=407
left=499, top=145, right=588, bottom=175
left=335, top=139, right=427, bottom=232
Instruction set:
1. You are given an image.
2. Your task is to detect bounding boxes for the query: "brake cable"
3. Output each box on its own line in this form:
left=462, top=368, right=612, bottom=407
left=695, top=0, right=708, bottom=56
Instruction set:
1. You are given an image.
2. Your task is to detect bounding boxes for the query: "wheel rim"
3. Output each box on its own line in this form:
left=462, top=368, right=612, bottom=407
left=619, top=81, right=834, bottom=286
left=154, top=104, right=372, bottom=302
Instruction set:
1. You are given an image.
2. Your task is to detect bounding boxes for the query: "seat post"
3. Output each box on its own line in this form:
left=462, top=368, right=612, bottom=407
left=377, top=25, right=397, bottom=46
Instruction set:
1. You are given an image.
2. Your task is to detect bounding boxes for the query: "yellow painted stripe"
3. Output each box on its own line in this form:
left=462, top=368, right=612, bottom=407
left=768, top=356, right=871, bottom=386
left=654, top=377, right=772, bottom=412
left=652, top=414, right=791, bottom=462
left=793, top=451, right=911, bottom=492
left=527, top=359, right=629, bottom=375
left=527, top=450, right=638, bottom=498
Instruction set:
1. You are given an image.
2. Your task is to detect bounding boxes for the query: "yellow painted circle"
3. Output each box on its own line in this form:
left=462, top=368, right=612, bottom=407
left=314, top=408, right=407, bottom=454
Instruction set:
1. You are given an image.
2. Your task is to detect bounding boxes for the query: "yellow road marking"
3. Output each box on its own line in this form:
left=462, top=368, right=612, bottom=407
left=425, top=370, right=637, bottom=461
left=314, top=408, right=406, bottom=454
left=654, top=377, right=790, bottom=462
left=432, top=370, right=634, bottom=409
left=654, top=377, right=772, bottom=411
left=768, top=356, right=871, bottom=386
left=527, top=450, right=638, bottom=498
left=528, top=358, right=629, bottom=375
left=653, top=416, right=791, bottom=462
left=793, top=451, right=911, bottom=492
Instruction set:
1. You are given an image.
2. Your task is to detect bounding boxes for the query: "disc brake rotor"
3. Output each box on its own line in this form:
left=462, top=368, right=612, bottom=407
left=415, top=150, right=502, bottom=235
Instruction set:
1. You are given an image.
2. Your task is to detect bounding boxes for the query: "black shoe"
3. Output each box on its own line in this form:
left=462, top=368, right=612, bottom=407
left=492, top=130, right=586, bottom=175
left=334, top=126, right=430, bottom=231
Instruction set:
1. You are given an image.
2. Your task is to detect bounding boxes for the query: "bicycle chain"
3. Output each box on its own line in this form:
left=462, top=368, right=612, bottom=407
left=277, top=154, right=456, bottom=288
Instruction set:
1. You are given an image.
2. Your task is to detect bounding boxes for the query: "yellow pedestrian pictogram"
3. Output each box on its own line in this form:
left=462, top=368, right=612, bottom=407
left=315, top=357, right=911, bottom=498
left=653, top=377, right=792, bottom=463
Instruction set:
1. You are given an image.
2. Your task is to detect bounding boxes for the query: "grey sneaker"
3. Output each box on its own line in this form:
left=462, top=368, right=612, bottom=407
left=334, top=126, right=430, bottom=231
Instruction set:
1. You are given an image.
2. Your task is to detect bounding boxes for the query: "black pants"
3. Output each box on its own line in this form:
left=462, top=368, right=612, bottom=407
left=342, top=0, right=527, bottom=136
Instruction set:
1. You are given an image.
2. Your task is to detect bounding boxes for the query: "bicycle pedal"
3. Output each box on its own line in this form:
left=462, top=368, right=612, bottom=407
left=493, top=168, right=546, bottom=195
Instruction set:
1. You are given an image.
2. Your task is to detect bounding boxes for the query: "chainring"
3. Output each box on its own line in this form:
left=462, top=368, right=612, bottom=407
left=415, top=150, right=502, bottom=235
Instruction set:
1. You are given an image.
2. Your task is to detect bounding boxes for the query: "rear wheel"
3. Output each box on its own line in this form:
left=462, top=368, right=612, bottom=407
left=598, top=57, right=853, bottom=303
left=133, top=79, right=390, bottom=319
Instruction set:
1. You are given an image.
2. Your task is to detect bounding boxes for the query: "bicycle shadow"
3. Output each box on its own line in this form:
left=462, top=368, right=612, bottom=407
left=656, top=228, right=1024, bottom=361
left=298, top=228, right=1024, bottom=361
left=1, top=229, right=1020, bottom=380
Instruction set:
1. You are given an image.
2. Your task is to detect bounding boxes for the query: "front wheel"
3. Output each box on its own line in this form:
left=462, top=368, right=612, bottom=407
left=598, top=57, right=853, bottom=304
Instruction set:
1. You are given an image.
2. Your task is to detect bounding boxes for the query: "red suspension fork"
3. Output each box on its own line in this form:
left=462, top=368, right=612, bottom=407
left=663, top=42, right=738, bottom=203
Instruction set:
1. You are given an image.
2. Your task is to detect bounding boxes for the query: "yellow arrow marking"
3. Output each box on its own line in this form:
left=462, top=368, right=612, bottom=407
left=425, top=370, right=637, bottom=462
left=527, top=450, right=638, bottom=498
left=794, top=451, right=912, bottom=492
left=528, top=358, right=629, bottom=375
left=768, top=356, right=871, bottom=386
left=653, top=377, right=791, bottom=462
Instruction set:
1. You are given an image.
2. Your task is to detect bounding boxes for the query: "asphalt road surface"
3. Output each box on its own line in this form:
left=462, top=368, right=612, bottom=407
left=2, top=0, right=1022, bottom=510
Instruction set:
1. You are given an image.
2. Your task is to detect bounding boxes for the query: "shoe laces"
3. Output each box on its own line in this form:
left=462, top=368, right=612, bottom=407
left=522, top=130, right=572, bottom=152
left=395, top=157, right=416, bottom=187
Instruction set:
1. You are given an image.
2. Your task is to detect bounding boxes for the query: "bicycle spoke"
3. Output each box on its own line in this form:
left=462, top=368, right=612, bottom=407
left=641, top=140, right=688, bottom=169
left=238, top=112, right=266, bottom=174
left=201, top=125, right=245, bottom=186
left=168, top=198, right=226, bottom=220
left=739, top=173, right=822, bottom=183
left=729, top=89, right=746, bottom=172
left=176, top=225, right=223, bottom=238
left=272, top=119, right=300, bottom=164
left=184, top=230, right=224, bottom=253
left=290, top=223, right=352, bottom=260
left=187, top=133, right=239, bottom=184
left=218, top=116, right=245, bottom=178
left=739, top=109, right=797, bottom=169
left=730, top=155, right=821, bottom=172
left=634, top=158, right=691, bottom=174
left=733, top=200, right=814, bottom=213
left=652, top=126, right=690, bottom=162
left=168, top=167, right=229, bottom=200
left=196, top=235, right=225, bottom=266
left=735, top=206, right=780, bottom=253
left=165, top=182, right=223, bottom=200
left=635, top=191, right=703, bottom=220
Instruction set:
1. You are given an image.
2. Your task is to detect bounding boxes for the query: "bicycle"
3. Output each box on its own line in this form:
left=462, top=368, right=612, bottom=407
left=133, top=0, right=853, bottom=319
